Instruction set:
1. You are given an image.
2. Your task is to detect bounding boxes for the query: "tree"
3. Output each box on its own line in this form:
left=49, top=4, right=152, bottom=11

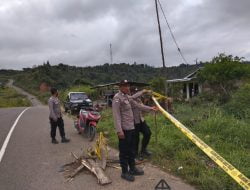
left=150, top=77, right=166, bottom=95
left=198, top=53, right=250, bottom=101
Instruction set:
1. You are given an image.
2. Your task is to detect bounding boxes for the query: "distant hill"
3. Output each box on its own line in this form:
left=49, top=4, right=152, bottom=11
left=1, top=62, right=205, bottom=91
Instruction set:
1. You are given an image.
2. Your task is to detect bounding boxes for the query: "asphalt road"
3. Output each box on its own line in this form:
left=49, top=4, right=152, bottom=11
left=0, top=85, right=196, bottom=190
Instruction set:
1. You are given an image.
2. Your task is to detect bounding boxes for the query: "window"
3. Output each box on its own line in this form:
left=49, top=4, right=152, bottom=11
left=70, top=93, right=88, bottom=100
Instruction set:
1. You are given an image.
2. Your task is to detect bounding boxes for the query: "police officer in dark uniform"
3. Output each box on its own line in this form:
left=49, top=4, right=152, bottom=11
left=112, top=80, right=157, bottom=182
left=130, top=87, right=153, bottom=160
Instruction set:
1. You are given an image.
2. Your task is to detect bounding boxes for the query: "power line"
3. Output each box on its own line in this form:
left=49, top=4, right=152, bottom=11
left=157, top=0, right=189, bottom=65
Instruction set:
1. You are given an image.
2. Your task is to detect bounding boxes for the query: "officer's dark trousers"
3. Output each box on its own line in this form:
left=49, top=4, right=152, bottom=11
left=134, top=121, right=151, bottom=155
left=49, top=117, right=65, bottom=139
left=119, top=129, right=136, bottom=174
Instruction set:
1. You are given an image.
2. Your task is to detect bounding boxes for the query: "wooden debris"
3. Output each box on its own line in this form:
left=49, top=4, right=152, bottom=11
left=100, top=146, right=107, bottom=170
left=106, top=164, right=121, bottom=170
left=71, top=152, right=80, bottom=160
left=70, top=164, right=85, bottom=178
left=87, top=159, right=112, bottom=185
left=70, top=153, right=112, bottom=185
left=62, top=133, right=112, bottom=186
left=62, top=132, right=148, bottom=186
left=106, top=159, right=119, bottom=164
left=62, top=152, right=112, bottom=185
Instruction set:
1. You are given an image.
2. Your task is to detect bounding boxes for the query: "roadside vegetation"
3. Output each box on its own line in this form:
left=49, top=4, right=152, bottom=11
left=0, top=86, right=31, bottom=107
left=0, top=77, right=30, bottom=107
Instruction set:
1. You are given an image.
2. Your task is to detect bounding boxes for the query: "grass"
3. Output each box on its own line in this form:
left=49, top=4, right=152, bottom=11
left=12, top=82, right=97, bottom=105
left=97, top=102, right=250, bottom=190
left=13, top=85, right=50, bottom=105
left=0, top=87, right=31, bottom=107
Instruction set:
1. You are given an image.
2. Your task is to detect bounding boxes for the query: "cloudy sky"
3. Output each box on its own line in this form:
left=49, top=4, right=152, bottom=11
left=0, top=0, right=250, bottom=70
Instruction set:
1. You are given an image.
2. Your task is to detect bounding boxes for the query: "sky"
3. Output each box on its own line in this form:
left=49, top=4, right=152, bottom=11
left=0, top=0, right=250, bottom=70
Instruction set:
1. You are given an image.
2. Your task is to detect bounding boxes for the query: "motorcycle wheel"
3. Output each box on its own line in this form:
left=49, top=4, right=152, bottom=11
left=73, top=121, right=80, bottom=133
left=88, top=125, right=96, bottom=141
left=65, top=107, right=68, bottom=113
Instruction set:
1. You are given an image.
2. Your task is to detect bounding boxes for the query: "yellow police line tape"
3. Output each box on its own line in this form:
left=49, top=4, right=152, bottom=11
left=152, top=97, right=250, bottom=190
left=87, top=132, right=108, bottom=160
left=152, top=91, right=168, bottom=100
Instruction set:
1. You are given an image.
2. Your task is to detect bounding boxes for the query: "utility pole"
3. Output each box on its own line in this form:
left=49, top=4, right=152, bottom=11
left=154, top=0, right=166, bottom=68
left=195, top=58, right=198, bottom=64
left=110, top=43, right=113, bottom=64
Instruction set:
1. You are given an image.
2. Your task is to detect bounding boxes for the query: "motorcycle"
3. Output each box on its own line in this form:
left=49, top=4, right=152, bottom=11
left=74, top=107, right=101, bottom=141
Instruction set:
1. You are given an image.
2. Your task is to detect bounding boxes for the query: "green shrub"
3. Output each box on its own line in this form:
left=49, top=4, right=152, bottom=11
left=198, top=53, right=250, bottom=103
left=150, top=77, right=166, bottom=95
left=0, top=87, right=31, bottom=107
left=224, top=82, right=250, bottom=119
left=37, top=92, right=51, bottom=104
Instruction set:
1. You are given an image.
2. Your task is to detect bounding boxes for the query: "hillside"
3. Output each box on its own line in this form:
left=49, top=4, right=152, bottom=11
left=1, top=62, right=205, bottom=91
left=1, top=59, right=248, bottom=98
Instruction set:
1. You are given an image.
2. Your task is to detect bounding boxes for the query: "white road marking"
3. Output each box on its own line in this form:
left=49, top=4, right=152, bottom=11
left=0, top=107, right=30, bottom=163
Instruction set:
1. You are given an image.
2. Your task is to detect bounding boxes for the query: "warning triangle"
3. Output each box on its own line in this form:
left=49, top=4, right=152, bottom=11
left=155, top=179, right=171, bottom=190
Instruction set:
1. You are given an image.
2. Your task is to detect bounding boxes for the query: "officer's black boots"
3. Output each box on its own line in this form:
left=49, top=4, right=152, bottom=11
left=52, top=139, right=59, bottom=144
left=136, top=149, right=152, bottom=161
left=141, top=149, right=152, bottom=157
left=52, top=137, right=70, bottom=144
left=129, top=167, right=144, bottom=176
left=121, top=172, right=135, bottom=182
left=135, top=154, right=144, bottom=161
left=61, top=137, right=70, bottom=143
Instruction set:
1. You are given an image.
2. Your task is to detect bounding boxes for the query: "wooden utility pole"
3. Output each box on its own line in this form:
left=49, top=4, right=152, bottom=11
left=154, top=0, right=166, bottom=68
left=110, top=43, right=113, bottom=64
